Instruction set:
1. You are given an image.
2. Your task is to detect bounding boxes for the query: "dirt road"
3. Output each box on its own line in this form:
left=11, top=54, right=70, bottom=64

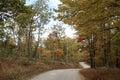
left=31, top=69, right=84, bottom=80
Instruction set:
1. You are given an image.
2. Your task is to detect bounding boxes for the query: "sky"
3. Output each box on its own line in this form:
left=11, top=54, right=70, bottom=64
left=26, top=0, right=60, bottom=8
left=26, top=0, right=77, bottom=38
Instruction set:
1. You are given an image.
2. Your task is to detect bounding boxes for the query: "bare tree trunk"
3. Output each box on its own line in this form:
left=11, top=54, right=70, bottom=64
left=18, top=36, right=21, bottom=56
left=106, top=29, right=111, bottom=67
left=116, top=50, right=120, bottom=68
left=116, top=56, right=119, bottom=68
left=88, top=36, right=96, bottom=68
left=34, top=27, right=41, bottom=59
left=101, top=23, right=109, bottom=67
left=28, top=27, right=32, bottom=60
left=66, top=40, right=69, bottom=63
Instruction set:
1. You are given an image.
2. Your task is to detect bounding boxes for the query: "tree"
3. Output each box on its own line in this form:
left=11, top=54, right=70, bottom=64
left=0, top=0, right=27, bottom=21
left=56, top=0, right=120, bottom=68
left=0, top=0, right=32, bottom=57
left=32, top=0, right=52, bottom=58
left=45, top=32, right=57, bottom=60
left=112, top=31, right=120, bottom=68
left=51, top=23, right=65, bottom=48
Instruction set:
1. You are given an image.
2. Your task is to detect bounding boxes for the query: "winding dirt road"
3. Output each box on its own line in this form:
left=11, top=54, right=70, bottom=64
left=31, top=69, right=83, bottom=80
left=31, top=62, right=89, bottom=80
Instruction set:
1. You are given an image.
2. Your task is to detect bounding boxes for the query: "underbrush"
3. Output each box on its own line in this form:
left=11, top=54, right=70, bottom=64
left=80, top=67, right=120, bottom=80
left=0, top=57, right=79, bottom=80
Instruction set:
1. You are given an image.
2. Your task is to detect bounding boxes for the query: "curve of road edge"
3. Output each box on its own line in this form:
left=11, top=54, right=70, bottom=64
left=30, top=62, right=89, bottom=80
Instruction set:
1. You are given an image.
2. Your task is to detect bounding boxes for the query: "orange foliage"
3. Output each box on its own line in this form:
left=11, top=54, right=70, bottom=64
left=55, top=49, right=64, bottom=57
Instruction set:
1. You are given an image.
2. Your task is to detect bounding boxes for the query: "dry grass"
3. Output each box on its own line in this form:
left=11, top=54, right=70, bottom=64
left=0, top=58, right=79, bottom=80
left=80, top=67, right=120, bottom=80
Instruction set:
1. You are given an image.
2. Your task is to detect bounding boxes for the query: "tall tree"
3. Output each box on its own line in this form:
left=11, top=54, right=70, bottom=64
left=0, top=0, right=32, bottom=57
left=56, top=0, right=120, bottom=68
left=32, top=0, right=52, bottom=58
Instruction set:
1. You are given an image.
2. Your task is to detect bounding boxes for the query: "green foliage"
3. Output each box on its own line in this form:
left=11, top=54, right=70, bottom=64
left=56, top=0, right=120, bottom=68
left=0, top=0, right=28, bottom=21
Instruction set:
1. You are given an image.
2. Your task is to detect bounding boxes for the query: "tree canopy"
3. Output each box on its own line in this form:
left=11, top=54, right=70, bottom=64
left=56, top=0, right=120, bottom=68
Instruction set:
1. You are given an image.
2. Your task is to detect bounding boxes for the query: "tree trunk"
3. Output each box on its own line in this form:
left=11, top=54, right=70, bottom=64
left=116, top=50, right=120, bottom=68
left=116, top=58, right=119, bottom=68
left=18, top=36, right=21, bottom=56
left=101, top=23, right=109, bottom=67
left=34, top=27, right=41, bottom=58
left=28, top=28, right=32, bottom=59
left=88, top=37, right=96, bottom=68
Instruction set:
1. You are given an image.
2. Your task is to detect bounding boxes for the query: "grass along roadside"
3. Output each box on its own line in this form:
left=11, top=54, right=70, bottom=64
left=0, top=57, right=81, bottom=80
left=80, top=67, right=120, bottom=80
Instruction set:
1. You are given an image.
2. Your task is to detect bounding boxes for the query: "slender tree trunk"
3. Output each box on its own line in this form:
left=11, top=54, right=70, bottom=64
left=88, top=37, right=95, bottom=68
left=116, top=57, right=119, bottom=68
left=34, top=41, right=39, bottom=58
left=18, top=36, right=21, bottom=56
left=66, top=40, right=69, bottom=63
left=102, top=38, right=109, bottom=67
left=28, top=27, right=32, bottom=59
left=27, top=17, right=34, bottom=60
left=106, top=29, right=111, bottom=67
left=101, top=23, right=109, bottom=67
left=34, top=27, right=41, bottom=59
left=89, top=46, right=95, bottom=68
left=116, top=50, right=120, bottom=68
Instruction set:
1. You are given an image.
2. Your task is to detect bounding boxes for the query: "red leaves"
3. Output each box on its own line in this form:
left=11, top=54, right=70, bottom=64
left=77, top=36, right=86, bottom=42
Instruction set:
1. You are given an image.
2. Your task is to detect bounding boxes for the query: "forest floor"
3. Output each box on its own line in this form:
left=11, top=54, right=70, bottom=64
left=0, top=57, right=81, bottom=80
left=80, top=67, right=120, bottom=80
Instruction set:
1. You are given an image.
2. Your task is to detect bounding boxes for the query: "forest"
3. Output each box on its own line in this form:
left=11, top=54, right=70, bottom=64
left=56, top=0, right=120, bottom=68
left=0, top=0, right=120, bottom=80
left=0, top=0, right=80, bottom=62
